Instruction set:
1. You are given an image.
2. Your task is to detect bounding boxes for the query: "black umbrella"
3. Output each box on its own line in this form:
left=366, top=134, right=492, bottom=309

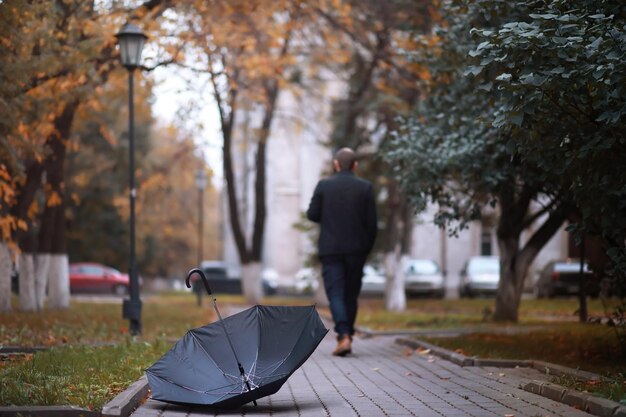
left=146, top=268, right=328, bottom=409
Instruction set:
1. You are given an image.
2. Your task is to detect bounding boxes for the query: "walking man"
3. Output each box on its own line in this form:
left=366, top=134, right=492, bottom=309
left=307, top=147, right=377, bottom=356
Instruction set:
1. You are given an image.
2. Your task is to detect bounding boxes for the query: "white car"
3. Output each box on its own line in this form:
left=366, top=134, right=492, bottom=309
left=404, top=259, right=445, bottom=298
left=361, top=264, right=385, bottom=295
left=261, top=268, right=279, bottom=295
left=459, top=256, right=500, bottom=297
left=293, top=267, right=320, bottom=294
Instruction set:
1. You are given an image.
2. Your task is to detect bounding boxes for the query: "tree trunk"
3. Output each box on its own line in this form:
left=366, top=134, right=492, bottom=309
left=494, top=237, right=523, bottom=322
left=37, top=102, right=75, bottom=309
left=240, top=262, right=263, bottom=305
left=494, top=195, right=568, bottom=322
left=385, top=250, right=406, bottom=311
left=382, top=181, right=411, bottom=311
left=0, top=243, right=12, bottom=311
left=47, top=254, right=69, bottom=309
left=313, top=268, right=329, bottom=306
left=34, top=254, right=50, bottom=310
left=19, top=252, right=36, bottom=311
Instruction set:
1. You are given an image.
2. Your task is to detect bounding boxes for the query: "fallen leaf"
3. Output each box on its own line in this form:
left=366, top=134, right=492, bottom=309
left=504, top=414, right=514, bottom=417
left=372, top=368, right=379, bottom=371
left=417, top=348, right=431, bottom=355
left=439, top=376, right=450, bottom=380
left=428, top=358, right=436, bottom=363
left=499, top=373, right=505, bottom=377
left=405, top=372, right=413, bottom=377
left=402, top=347, right=413, bottom=357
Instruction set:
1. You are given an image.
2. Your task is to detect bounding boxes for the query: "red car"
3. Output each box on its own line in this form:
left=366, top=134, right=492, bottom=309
left=69, top=262, right=130, bottom=295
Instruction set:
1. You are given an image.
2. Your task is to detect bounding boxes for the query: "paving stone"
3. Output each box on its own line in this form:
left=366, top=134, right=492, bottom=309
left=473, top=358, right=532, bottom=368
left=613, top=406, right=626, bottom=417
left=562, top=390, right=591, bottom=410
left=523, top=380, right=545, bottom=395
left=541, top=383, right=567, bottom=402
left=586, top=395, right=620, bottom=417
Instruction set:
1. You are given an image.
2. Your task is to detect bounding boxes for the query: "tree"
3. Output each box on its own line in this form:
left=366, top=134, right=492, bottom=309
left=179, top=0, right=325, bottom=303
left=318, top=0, right=433, bottom=311
left=470, top=0, right=626, bottom=327
left=470, top=0, right=626, bottom=288
left=0, top=0, right=173, bottom=310
left=387, top=0, right=572, bottom=322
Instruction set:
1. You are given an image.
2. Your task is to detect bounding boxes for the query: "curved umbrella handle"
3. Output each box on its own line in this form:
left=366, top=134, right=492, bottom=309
left=186, top=268, right=213, bottom=295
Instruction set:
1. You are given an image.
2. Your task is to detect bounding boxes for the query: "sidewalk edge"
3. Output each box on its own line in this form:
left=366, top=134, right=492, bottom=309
left=101, top=375, right=149, bottom=417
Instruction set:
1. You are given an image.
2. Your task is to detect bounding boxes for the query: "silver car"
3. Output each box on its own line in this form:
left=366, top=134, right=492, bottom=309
left=404, top=259, right=445, bottom=298
left=361, top=264, right=385, bottom=296
left=459, top=256, right=500, bottom=297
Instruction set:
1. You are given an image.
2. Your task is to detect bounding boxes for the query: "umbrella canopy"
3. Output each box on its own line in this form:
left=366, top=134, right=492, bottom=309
left=146, top=270, right=328, bottom=409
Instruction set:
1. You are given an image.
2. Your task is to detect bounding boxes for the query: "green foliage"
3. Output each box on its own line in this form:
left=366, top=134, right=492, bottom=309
left=468, top=0, right=626, bottom=273
left=386, top=0, right=554, bottom=234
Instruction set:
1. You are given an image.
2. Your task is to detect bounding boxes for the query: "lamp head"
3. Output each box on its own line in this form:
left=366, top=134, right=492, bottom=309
left=115, top=22, right=147, bottom=69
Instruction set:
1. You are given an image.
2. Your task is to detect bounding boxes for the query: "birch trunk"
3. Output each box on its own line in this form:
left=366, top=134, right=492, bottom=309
left=0, top=244, right=12, bottom=311
left=34, top=253, right=50, bottom=310
left=241, top=262, right=263, bottom=305
left=385, top=250, right=406, bottom=312
left=19, top=252, right=36, bottom=311
left=47, top=254, right=69, bottom=309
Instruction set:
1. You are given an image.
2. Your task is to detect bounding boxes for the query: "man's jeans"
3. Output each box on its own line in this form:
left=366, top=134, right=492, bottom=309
left=320, top=254, right=367, bottom=337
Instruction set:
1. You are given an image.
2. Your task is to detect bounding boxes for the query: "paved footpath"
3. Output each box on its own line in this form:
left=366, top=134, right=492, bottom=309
left=132, top=332, right=594, bottom=417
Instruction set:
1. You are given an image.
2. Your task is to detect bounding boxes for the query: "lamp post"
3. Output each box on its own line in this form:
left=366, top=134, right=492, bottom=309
left=195, top=169, right=207, bottom=266
left=194, top=169, right=207, bottom=307
left=116, top=22, right=147, bottom=336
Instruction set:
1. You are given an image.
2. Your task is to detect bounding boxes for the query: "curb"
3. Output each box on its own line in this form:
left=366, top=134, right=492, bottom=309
left=0, top=376, right=149, bottom=417
left=0, top=406, right=98, bottom=417
left=521, top=380, right=626, bottom=417
left=101, top=375, right=150, bottom=417
left=395, top=336, right=626, bottom=417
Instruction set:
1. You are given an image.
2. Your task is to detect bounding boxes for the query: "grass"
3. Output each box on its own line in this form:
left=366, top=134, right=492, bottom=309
left=354, top=297, right=609, bottom=330
left=0, top=293, right=217, bottom=346
left=1, top=292, right=624, bottom=408
left=0, top=292, right=216, bottom=410
left=0, top=291, right=316, bottom=410
left=423, top=324, right=626, bottom=402
left=0, top=339, right=171, bottom=410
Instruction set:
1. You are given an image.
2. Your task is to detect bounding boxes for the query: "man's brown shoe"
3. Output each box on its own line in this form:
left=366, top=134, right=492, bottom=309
left=332, top=335, right=352, bottom=357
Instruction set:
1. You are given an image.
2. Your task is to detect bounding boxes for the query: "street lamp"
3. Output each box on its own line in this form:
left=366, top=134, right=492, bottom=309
left=194, top=169, right=207, bottom=307
left=116, top=22, right=147, bottom=336
left=195, top=169, right=208, bottom=266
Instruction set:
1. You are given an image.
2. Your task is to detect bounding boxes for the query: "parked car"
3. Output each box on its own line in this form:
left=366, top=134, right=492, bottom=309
left=535, top=259, right=599, bottom=298
left=196, top=261, right=278, bottom=296
left=261, top=268, right=279, bottom=295
left=361, top=264, right=385, bottom=296
left=293, top=267, right=320, bottom=295
left=459, top=256, right=500, bottom=298
left=404, top=259, right=445, bottom=298
left=69, top=262, right=130, bottom=295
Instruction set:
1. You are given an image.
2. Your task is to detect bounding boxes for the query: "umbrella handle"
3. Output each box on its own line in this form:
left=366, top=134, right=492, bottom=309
left=186, top=268, right=213, bottom=295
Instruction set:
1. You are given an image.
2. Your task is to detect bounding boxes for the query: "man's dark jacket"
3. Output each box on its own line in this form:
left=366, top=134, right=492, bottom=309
left=306, top=170, right=377, bottom=256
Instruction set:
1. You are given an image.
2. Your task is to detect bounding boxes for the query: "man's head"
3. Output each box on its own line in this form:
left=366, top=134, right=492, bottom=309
left=333, top=147, right=357, bottom=172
